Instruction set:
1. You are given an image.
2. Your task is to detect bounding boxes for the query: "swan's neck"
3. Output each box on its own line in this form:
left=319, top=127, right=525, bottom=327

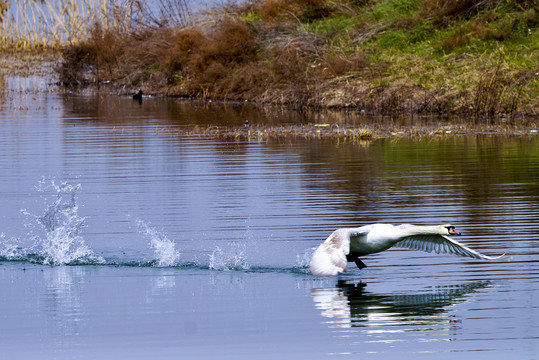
left=399, top=225, right=443, bottom=237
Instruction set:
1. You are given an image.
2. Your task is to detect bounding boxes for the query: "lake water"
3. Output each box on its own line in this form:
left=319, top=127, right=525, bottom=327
left=0, top=87, right=538, bottom=359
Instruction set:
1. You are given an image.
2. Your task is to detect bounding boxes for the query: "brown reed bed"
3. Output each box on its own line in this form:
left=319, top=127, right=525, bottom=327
left=51, top=0, right=538, bottom=120
left=0, top=0, right=133, bottom=51
left=0, top=0, right=193, bottom=51
left=156, top=121, right=538, bottom=142
left=183, top=124, right=374, bottom=142
left=1, top=0, right=537, bottom=122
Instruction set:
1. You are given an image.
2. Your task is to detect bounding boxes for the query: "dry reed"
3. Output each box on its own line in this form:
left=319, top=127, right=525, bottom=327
left=154, top=121, right=537, bottom=142
left=0, top=0, right=189, bottom=51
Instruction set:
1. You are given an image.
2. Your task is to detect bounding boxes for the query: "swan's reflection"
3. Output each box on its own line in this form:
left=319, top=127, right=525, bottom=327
left=312, top=280, right=490, bottom=332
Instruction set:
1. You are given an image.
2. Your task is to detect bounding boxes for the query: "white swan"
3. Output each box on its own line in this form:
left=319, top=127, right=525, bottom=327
left=310, top=224, right=504, bottom=277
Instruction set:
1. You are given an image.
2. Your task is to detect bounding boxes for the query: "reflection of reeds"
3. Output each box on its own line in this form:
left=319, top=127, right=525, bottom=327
left=0, top=0, right=188, bottom=50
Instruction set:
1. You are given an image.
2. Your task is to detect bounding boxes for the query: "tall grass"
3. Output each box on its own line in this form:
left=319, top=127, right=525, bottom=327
left=0, top=0, right=190, bottom=51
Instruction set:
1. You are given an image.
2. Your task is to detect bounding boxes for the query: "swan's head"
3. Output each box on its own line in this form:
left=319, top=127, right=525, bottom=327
left=441, top=224, right=461, bottom=236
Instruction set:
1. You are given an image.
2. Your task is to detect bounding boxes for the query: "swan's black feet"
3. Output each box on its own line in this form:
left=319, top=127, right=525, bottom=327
left=354, top=258, right=367, bottom=269
left=346, top=254, right=367, bottom=269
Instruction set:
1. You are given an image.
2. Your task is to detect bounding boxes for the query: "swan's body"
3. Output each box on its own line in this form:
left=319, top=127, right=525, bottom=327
left=310, top=224, right=503, bottom=277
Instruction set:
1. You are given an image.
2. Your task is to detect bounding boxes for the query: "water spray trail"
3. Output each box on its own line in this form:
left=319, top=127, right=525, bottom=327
left=21, top=179, right=104, bottom=265
left=209, top=242, right=250, bottom=271
left=0, top=233, right=23, bottom=260
left=136, top=220, right=180, bottom=267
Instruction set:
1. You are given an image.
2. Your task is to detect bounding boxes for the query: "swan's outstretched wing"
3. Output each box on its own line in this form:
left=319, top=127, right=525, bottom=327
left=310, top=227, right=371, bottom=277
left=310, top=229, right=350, bottom=277
left=396, top=235, right=504, bottom=260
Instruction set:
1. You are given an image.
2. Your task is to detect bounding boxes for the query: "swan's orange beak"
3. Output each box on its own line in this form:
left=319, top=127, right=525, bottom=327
left=448, top=227, right=461, bottom=236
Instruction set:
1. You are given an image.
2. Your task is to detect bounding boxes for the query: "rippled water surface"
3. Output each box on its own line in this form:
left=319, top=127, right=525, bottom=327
left=0, top=92, right=538, bottom=359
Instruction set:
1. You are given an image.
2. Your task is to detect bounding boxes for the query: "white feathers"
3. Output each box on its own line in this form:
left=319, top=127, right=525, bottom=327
left=309, top=243, right=347, bottom=277
left=310, top=223, right=504, bottom=277
left=396, top=235, right=504, bottom=260
left=309, top=230, right=350, bottom=277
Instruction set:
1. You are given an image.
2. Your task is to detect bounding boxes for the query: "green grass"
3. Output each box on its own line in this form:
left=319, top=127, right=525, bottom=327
left=301, top=13, right=357, bottom=35
left=55, top=0, right=538, bottom=117
left=242, top=11, right=261, bottom=24
left=354, top=1, right=537, bottom=79
left=371, top=0, right=421, bottom=21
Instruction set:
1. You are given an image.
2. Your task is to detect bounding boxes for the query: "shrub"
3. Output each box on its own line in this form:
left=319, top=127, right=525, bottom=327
left=59, top=23, right=127, bottom=85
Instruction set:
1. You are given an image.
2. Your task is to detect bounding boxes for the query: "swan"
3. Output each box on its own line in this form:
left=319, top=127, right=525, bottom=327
left=310, top=224, right=504, bottom=277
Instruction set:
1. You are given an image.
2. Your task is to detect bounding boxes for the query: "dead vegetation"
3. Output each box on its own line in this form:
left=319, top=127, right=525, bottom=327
left=177, top=124, right=375, bottom=142
left=52, top=0, right=538, bottom=119
left=155, top=120, right=537, bottom=142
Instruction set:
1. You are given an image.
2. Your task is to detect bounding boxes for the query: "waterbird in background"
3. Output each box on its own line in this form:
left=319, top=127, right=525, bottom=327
left=132, top=90, right=143, bottom=103
left=310, top=224, right=504, bottom=277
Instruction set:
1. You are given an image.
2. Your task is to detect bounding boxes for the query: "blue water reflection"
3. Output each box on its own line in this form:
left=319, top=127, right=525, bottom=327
left=0, top=92, right=537, bottom=359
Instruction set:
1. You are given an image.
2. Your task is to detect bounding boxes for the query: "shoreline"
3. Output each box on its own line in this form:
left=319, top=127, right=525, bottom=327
left=1, top=1, right=537, bottom=126
left=53, top=0, right=538, bottom=122
left=0, top=52, right=537, bottom=140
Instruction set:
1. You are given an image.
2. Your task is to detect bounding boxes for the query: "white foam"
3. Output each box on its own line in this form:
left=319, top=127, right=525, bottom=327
left=20, top=179, right=104, bottom=265
left=136, top=220, right=180, bottom=267
left=292, top=247, right=316, bottom=273
left=209, top=242, right=250, bottom=271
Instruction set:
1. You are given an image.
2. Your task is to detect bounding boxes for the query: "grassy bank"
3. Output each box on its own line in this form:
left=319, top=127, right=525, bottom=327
left=5, top=0, right=539, bottom=119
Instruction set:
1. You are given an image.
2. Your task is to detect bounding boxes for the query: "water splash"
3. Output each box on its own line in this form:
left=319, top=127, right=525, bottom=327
left=0, top=233, right=24, bottom=260
left=293, top=247, right=315, bottom=273
left=209, top=242, right=250, bottom=271
left=136, top=220, right=180, bottom=267
left=20, top=179, right=104, bottom=265
left=0, top=179, right=307, bottom=273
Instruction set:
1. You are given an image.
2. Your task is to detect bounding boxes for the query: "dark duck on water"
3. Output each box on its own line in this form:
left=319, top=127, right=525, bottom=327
left=132, top=90, right=143, bottom=103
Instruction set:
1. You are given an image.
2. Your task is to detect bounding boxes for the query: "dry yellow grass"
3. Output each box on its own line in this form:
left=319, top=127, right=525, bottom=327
left=0, top=0, right=137, bottom=51
left=155, top=121, right=537, bottom=142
